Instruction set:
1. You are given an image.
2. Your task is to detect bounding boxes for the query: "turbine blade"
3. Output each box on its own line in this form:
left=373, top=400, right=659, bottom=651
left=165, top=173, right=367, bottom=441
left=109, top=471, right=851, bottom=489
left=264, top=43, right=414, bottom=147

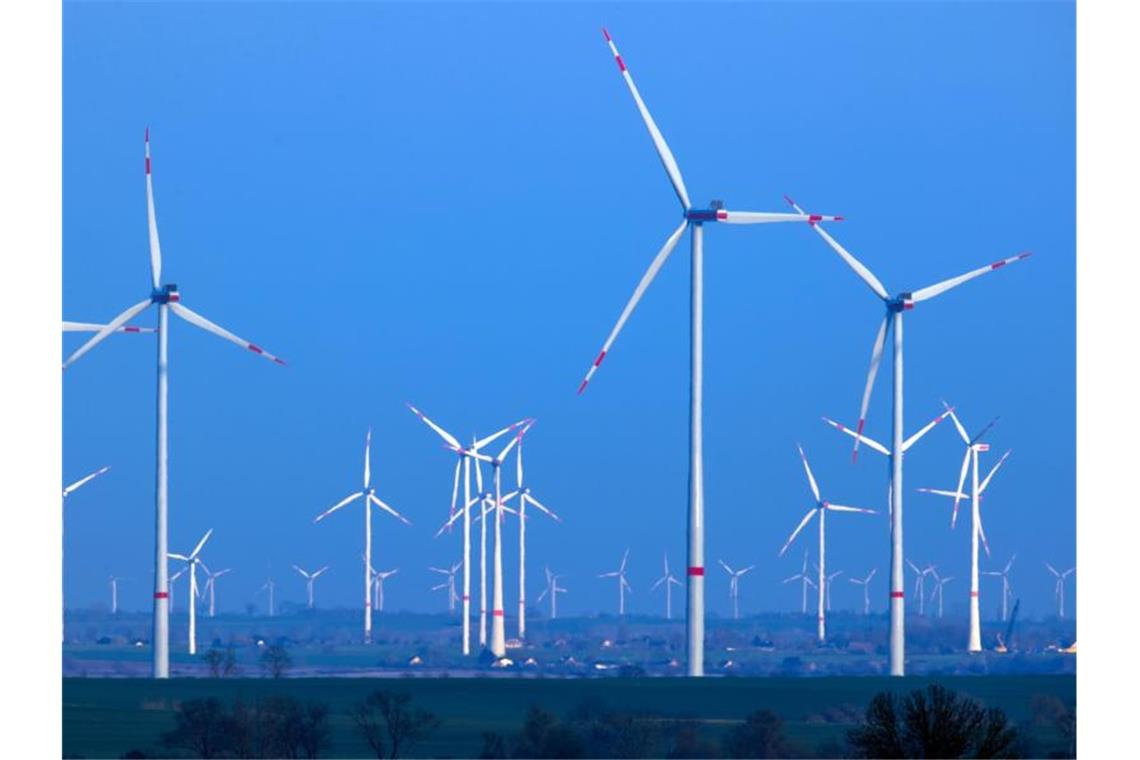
left=315, top=491, right=363, bottom=522
left=406, top=404, right=462, bottom=450
left=601, top=28, right=690, bottom=209
left=473, top=418, right=531, bottom=451
left=825, top=503, right=877, bottom=514
left=916, top=488, right=970, bottom=500
left=978, top=450, right=1012, bottom=494
left=292, top=565, right=310, bottom=578
left=902, top=406, right=955, bottom=452
left=525, top=493, right=561, bottom=522
left=910, top=252, right=1032, bottom=303
left=577, top=220, right=688, bottom=394
left=784, top=196, right=889, bottom=299
left=821, top=416, right=889, bottom=456
left=716, top=209, right=843, bottom=225
left=796, top=445, right=821, bottom=503
left=852, top=315, right=890, bottom=460
left=942, top=403, right=972, bottom=445
left=779, top=509, right=817, bottom=557
left=144, top=128, right=162, bottom=288
left=63, top=465, right=111, bottom=496
left=63, top=321, right=154, bottom=334
left=370, top=494, right=412, bottom=525
left=63, top=299, right=154, bottom=368
left=190, top=529, right=213, bottom=559
left=363, top=427, right=372, bottom=488
left=950, top=447, right=971, bottom=528
left=169, top=302, right=285, bottom=365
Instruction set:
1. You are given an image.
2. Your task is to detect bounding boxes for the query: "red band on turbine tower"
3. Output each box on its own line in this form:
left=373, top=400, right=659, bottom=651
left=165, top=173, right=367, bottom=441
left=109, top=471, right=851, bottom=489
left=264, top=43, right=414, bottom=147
left=154, top=591, right=169, bottom=599
left=492, top=609, right=504, bottom=617
left=687, top=566, right=704, bottom=577
left=890, top=591, right=905, bottom=599
left=970, top=591, right=980, bottom=597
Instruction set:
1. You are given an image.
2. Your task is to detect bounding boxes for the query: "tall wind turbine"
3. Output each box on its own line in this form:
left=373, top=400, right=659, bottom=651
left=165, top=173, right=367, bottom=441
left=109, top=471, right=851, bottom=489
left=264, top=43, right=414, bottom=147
left=779, top=445, right=876, bottom=642
left=718, top=560, right=754, bottom=620
left=314, top=428, right=410, bottom=644
left=849, top=568, right=877, bottom=615
left=293, top=565, right=329, bottom=609
left=430, top=562, right=462, bottom=612
left=651, top=553, right=682, bottom=620
left=929, top=568, right=954, bottom=619
left=782, top=550, right=817, bottom=615
left=579, top=30, right=843, bottom=677
left=599, top=549, right=633, bottom=616
left=982, top=555, right=1016, bottom=621
left=536, top=567, right=567, bottom=620
left=168, top=529, right=212, bottom=655
left=512, top=435, right=560, bottom=640
left=202, top=566, right=232, bottom=618
left=788, top=195, right=1031, bottom=675
left=63, top=131, right=286, bottom=678
left=408, top=405, right=529, bottom=655
left=917, top=406, right=1011, bottom=651
left=1045, top=563, right=1075, bottom=618
left=260, top=577, right=276, bottom=617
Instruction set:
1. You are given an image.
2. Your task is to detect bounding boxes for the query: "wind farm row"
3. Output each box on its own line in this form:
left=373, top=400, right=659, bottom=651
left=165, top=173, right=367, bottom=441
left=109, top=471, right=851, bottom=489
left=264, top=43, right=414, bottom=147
left=62, top=27, right=1065, bottom=680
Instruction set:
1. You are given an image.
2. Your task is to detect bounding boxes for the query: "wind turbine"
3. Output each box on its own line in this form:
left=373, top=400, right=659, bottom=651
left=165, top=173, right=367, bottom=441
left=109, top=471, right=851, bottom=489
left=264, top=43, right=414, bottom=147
left=512, top=435, right=560, bottom=640
left=292, top=565, right=329, bottom=609
left=849, top=568, right=878, bottom=615
left=917, top=406, right=1011, bottom=651
left=408, top=405, right=529, bottom=655
left=651, top=553, right=682, bottom=620
left=907, top=560, right=932, bottom=616
left=108, top=576, right=127, bottom=615
left=929, top=569, right=954, bottom=619
left=260, top=577, right=276, bottom=617
left=599, top=549, right=633, bottom=616
left=779, top=445, right=876, bottom=642
left=313, top=428, right=410, bottom=644
left=822, top=569, right=844, bottom=612
left=372, top=568, right=398, bottom=613
left=981, top=555, right=1016, bottom=621
left=718, top=560, right=754, bottom=620
left=787, top=196, right=1031, bottom=675
left=63, top=131, right=286, bottom=678
left=430, top=562, right=462, bottom=612
left=202, top=566, right=232, bottom=618
left=782, top=549, right=818, bottom=614
left=579, top=30, right=843, bottom=677
left=1045, top=563, right=1075, bottom=618
left=168, top=529, right=212, bottom=655
left=536, top=567, right=567, bottom=620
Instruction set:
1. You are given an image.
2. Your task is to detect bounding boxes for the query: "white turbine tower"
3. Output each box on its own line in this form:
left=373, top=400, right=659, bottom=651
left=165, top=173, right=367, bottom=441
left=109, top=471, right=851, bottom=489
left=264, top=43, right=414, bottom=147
left=512, top=435, right=560, bottom=640
left=1045, top=563, right=1075, bottom=618
left=372, top=568, right=398, bottom=613
left=579, top=30, right=843, bottom=678
left=917, top=406, right=1011, bottom=651
left=292, top=565, right=329, bottom=609
left=599, top=549, right=633, bottom=616
left=651, top=553, right=682, bottom=620
left=430, top=562, right=462, bottom=612
left=168, top=529, right=212, bottom=655
left=779, top=445, right=876, bottom=642
left=408, top=405, right=529, bottom=655
left=536, top=567, right=567, bottom=620
left=787, top=196, right=1030, bottom=675
left=108, top=576, right=126, bottom=615
left=63, top=131, right=286, bottom=678
left=981, top=555, right=1016, bottom=621
left=202, top=566, right=232, bottom=618
left=782, top=550, right=817, bottom=615
left=313, top=428, right=410, bottom=644
left=260, top=577, right=276, bottom=617
left=929, top=568, right=954, bottom=619
left=849, top=568, right=878, bottom=615
left=718, top=561, right=754, bottom=620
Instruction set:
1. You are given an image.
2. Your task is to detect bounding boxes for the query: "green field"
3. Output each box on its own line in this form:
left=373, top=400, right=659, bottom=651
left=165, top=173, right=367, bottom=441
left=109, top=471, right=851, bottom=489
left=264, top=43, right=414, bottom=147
left=63, top=674, right=1074, bottom=758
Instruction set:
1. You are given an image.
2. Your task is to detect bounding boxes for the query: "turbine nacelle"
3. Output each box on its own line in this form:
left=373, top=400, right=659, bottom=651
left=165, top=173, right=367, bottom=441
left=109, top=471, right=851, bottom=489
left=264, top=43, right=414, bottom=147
left=888, top=294, right=915, bottom=312
left=151, top=283, right=180, bottom=304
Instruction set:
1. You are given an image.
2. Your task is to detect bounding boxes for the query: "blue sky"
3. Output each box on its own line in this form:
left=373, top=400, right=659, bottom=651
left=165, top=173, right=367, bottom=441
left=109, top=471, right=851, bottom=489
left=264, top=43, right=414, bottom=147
left=63, top=1, right=1074, bottom=620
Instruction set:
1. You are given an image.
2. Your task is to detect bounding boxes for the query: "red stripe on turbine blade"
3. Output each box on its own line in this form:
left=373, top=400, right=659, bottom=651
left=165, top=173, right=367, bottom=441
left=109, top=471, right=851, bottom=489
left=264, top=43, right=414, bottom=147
left=594, top=350, right=606, bottom=367
left=145, top=157, right=151, bottom=174
left=273, top=357, right=287, bottom=366
left=154, top=591, right=169, bottom=599
left=856, top=419, right=865, bottom=435
left=716, top=209, right=728, bottom=220
left=834, top=216, right=845, bottom=222
left=248, top=344, right=264, bottom=354
left=687, top=566, right=704, bottom=576
left=615, top=55, right=626, bottom=72
left=809, top=214, right=823, bottom=223
left=890, top=591, right=905, bottom=599
left=577, top=379, right=589, bottom=395
left=169, top=293, right=180, bottom=302
left=991, top=260, right=1007, bottom=270
left=601, top=27, right=611, bottom=42
left=145, top=127, right=149, bottom=141
left=124, top=326, right=140, bottom=333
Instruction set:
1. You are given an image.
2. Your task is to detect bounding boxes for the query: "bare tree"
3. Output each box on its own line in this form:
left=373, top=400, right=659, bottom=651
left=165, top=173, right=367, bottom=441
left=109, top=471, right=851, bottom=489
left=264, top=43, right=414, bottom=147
left=260, top=643, right=292, bottom=678
left=352, top=690, right=441, bottom=759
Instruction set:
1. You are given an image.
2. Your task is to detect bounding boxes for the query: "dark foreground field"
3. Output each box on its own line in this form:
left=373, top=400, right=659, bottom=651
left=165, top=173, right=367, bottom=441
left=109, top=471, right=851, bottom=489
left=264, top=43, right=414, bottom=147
left=63, top=674, right=1074, bottom=758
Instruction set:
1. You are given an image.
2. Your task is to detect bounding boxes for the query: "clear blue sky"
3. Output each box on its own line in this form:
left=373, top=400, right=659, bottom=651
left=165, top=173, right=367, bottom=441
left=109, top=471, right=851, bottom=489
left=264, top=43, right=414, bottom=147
left=63, top=1, right=1074, bottom=620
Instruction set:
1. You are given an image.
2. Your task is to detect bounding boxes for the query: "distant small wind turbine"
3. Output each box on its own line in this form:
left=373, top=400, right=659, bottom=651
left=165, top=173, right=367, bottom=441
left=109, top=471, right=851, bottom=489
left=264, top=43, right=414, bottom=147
left=260, top=577, right=276, bottom=617
left=293, top=564, right=329, bottom=609
left=821, top=568, right=844, bottom=612
left=849, top=568, right=878, bottom=615
left=202, top=566, right=232, bottom=618
left=372, top=567, right=398, bottom=613
left=651, top=553, right=682, bottom=620
left=718, top=560, right=755, bottom=620
left=981, top=555, right=1016, bottom=621
left=599, top=549, right=633, bottom=616
left=430, top=562, right=462, bottom=612
left=782, top=550, right=817, bottom=615
left=536, top=567, right=567, bottom=619
left=108, top=576, right=127, bottom=615
left=928, top=568, right=954, bottom=618
left=1045, top=563, right=1075, bottom=618
left=907, top=560, right=932, bottom=616
left=168, top=529, right=212, bottom=655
